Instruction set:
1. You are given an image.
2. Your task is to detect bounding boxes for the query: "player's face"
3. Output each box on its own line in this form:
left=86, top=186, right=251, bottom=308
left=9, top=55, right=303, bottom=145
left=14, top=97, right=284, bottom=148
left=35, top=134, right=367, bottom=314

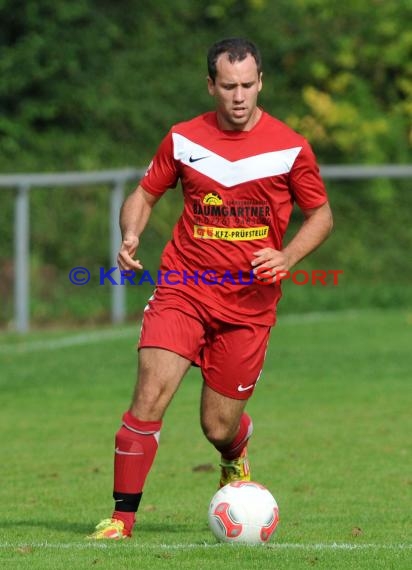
left=207, top=53, right=263, bottom=131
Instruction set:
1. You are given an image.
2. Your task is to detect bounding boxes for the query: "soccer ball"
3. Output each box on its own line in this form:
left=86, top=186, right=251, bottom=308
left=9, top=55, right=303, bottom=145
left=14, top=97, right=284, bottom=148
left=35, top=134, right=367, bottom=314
left=208, top=481, right=279, bottom=545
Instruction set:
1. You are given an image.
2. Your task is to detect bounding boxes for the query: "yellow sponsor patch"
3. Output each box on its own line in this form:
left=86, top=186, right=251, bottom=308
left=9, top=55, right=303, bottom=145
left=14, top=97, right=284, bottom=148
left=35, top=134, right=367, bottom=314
left=203, top=192, right=223, bottom=205
left=193, top=225, right=269, bottom=241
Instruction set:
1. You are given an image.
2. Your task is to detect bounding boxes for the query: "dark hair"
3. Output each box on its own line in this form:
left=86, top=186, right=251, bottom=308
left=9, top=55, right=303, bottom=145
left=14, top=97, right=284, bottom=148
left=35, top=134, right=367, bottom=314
left=207, top=37, right=262, bottom=82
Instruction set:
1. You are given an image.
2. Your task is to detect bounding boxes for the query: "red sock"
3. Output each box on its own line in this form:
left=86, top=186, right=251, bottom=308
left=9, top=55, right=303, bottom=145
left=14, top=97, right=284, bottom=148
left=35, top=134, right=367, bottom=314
left=216, top=412, right=253, bottom=460
left=111, top=411, right=162, bottom=531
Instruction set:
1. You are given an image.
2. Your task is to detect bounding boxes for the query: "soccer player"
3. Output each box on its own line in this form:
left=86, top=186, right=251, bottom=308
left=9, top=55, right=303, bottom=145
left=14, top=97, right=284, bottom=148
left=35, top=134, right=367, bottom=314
left=88, top=37, right=333, bottom=539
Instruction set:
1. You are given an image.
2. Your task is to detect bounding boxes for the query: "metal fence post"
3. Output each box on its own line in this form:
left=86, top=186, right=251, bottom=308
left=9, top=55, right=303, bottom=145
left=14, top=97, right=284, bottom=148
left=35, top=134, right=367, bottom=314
left=110, top=180, right=125, bottom=324
left=14, top=184, right=30, bottom=332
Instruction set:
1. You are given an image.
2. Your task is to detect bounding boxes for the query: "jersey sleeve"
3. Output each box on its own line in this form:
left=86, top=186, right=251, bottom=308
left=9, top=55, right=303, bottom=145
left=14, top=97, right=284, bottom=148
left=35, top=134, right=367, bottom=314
left=289, top=140, right=328, bottom=210
left=139, top=129, right=180, bottom=197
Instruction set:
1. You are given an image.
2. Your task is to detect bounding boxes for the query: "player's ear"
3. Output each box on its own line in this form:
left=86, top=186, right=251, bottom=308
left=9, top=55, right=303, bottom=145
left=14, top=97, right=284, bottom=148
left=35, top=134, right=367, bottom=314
left=258, top=72, right=263, bottom=92
left=207, top=76, right=215, bottom=96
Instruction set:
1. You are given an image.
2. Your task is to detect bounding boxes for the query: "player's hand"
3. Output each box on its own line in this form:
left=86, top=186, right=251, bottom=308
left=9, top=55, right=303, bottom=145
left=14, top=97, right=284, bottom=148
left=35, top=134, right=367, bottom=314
left=251, top=248, right=291, bottom=284
left=117, top=235, right=143, bottom=272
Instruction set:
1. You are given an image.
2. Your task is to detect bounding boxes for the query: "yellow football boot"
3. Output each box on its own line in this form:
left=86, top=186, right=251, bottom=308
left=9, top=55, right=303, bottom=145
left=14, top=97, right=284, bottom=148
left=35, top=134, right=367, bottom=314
left=219, top=447, right=251, bottom=488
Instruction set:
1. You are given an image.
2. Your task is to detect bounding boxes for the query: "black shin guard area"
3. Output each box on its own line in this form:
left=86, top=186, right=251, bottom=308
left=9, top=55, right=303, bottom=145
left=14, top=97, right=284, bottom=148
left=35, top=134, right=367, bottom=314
left=113, top=491, right=143, bottom=512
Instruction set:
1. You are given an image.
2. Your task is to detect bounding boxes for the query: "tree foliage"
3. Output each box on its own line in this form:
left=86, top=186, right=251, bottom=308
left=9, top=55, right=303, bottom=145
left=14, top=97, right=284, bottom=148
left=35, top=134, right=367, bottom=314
left=0, top=0, right=411, bottom=170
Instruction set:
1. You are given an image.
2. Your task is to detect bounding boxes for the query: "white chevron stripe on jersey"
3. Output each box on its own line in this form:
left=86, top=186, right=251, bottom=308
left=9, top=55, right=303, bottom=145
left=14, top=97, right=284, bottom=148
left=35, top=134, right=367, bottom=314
left=172, top=133, right=302, bottom=187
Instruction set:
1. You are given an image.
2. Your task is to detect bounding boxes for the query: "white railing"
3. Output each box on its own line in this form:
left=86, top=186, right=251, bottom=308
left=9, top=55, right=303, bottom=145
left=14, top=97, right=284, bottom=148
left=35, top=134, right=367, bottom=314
left=1, top=165, right=411, bottom=332
left=0, top=168, right=144, bottom=332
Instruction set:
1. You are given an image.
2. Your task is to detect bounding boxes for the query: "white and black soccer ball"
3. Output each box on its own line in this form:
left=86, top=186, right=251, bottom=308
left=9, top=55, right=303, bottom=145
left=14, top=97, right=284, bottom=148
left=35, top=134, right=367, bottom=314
left=208, top=481, right=279, bottom=545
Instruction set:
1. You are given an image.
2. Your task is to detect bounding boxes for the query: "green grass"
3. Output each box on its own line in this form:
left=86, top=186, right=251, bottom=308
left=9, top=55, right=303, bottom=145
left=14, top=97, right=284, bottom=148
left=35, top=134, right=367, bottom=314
left=1, top=308, right=411, bottom=569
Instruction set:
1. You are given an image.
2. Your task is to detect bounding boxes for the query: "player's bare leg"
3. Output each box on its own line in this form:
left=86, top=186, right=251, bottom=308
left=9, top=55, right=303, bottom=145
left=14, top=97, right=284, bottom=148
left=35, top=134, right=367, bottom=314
left=88, top=348, right=191, bottom=539
left=131, top=347, right=192, bottom=420
left=200, top=384, right=253, bottom=487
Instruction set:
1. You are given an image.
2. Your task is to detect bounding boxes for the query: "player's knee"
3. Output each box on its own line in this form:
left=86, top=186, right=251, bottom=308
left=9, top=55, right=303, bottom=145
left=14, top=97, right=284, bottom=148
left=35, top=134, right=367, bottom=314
left=130, top=381, right=169, bottom=420
left=201, top=419, right=236, bottom=447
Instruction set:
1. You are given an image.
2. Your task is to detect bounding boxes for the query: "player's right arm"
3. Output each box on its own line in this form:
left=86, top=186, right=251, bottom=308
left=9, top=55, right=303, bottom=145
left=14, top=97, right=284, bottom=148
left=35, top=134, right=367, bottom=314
left=118, top=128, right=178, bottom=271
left=117, top=184, right=160, bottom=271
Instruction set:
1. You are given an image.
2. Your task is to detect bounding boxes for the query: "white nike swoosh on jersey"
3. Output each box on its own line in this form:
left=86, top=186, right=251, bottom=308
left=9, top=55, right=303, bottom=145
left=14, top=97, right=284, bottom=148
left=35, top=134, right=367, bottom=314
left=172, top=133, right=302, bottom=187
left=115, top=447, right=144, bottom=456
left=237, top=383, right=255, bottom=392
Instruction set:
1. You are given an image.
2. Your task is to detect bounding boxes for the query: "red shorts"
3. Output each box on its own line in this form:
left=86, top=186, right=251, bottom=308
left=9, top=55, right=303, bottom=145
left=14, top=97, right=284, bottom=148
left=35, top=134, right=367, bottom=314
left=138, top=287, right=271, bottom=400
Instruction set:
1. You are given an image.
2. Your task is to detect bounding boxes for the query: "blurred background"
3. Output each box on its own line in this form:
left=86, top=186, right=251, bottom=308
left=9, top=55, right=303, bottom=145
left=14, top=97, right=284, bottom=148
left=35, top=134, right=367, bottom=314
left=1, top=0, right=411, bottom=331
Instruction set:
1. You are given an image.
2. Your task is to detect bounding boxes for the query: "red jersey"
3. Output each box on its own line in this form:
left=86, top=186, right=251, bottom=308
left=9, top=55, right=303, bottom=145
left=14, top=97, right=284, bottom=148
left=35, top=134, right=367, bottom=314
left=140, top=110, right=328, bottom=325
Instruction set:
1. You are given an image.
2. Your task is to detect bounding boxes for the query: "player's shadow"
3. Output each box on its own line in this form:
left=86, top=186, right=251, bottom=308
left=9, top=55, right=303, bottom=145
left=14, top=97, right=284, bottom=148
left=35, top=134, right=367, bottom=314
left=4, top=518, right=198, bottom=536
left=136, top=522, right=204, bottom=535
left=3, top=519, right=91, bottom=535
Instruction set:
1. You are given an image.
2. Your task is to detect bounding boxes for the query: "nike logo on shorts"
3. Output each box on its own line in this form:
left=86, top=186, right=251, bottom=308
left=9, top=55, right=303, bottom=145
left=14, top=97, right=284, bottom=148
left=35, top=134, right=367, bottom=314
left=115, top=447, right=144, bottom=456
left=237, top=383, right=254, bottom=392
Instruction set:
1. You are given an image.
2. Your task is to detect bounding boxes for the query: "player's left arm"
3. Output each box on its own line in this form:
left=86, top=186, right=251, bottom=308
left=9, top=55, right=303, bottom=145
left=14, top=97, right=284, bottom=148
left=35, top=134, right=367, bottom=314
left=252, top=201, right=333, bottom=280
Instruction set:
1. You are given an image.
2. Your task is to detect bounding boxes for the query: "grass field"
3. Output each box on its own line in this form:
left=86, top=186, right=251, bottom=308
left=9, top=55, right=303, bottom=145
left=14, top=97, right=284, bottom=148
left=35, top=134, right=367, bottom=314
left=1, top=308, right=411, bottom=569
